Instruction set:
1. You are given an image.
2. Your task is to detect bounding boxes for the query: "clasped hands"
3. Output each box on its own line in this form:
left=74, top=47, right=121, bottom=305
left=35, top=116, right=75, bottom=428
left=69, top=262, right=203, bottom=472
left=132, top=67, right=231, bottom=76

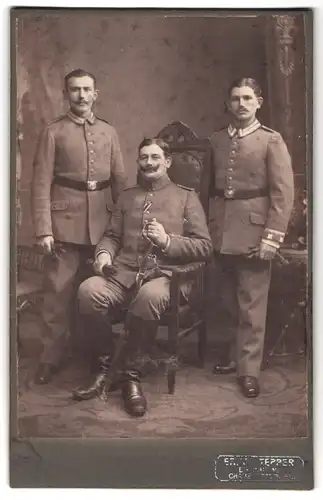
left=142, top=218, right=169, bottom=249
left=93, top=218, right=169, bottom=277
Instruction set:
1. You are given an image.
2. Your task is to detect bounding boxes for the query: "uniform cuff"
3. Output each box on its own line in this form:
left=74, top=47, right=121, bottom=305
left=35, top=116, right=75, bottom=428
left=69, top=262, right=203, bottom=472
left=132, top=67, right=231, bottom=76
left=261, top=238, right=280, bottom=250
left=161, top=235, right=171, bottom=254
left=95, top=250, right=112, bottom=260
left=263, top=228, right=285, bottom=244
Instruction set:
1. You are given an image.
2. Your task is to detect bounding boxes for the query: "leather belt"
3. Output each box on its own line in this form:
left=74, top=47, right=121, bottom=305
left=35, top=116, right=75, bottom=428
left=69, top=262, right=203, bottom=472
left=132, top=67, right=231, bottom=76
left=213, top=187, right=268, bottom=200
left=53, top=176, right=110, bottom=192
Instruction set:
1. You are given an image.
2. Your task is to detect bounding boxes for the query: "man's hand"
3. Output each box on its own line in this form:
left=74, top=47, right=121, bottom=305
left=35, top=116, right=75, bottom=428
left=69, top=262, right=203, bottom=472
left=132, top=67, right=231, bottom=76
left=93, top=252, right=112, bottom=276
left=143, top=218, right=168, bottom=249
left=36, top=235, right=54, bottom=255
left=259, top=240, right=278, bottom=260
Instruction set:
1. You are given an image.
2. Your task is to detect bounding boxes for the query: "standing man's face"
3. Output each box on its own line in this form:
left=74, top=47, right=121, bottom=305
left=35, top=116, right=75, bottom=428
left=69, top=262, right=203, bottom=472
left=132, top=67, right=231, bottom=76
left=227, top=85, right=263, bottom=125
left=65, top=76, right=98, bottom=117
left=137, top=144, right=172, bottom=181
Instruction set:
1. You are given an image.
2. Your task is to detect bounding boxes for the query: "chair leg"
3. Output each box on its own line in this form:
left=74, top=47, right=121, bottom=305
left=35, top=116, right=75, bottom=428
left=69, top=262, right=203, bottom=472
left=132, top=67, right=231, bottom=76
left=197, top=320, right=207, bottom=368
left=167, top=322, right=179, bottom=395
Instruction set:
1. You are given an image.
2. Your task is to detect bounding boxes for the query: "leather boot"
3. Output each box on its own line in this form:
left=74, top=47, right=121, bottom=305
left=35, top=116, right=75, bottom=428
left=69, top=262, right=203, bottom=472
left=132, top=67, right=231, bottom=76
left=121, top=370, right=147, bottom=417
left=72, top=355, right=119, bottom=401
left=118, top=315, right=159, bottom=417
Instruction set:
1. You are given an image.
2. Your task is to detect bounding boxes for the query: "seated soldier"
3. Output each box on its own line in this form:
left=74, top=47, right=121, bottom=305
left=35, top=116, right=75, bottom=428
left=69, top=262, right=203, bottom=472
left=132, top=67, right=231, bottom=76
left=72, top=137, right=213, bottom=417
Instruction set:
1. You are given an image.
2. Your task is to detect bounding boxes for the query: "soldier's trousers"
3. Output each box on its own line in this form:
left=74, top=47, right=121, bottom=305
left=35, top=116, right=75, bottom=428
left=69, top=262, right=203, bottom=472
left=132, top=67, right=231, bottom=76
left=216, top=253, right=272, bottom=377
left=78, top=275, right=171, bottom=324
left=40, top=243, right=94, bottom=366
left=77, top=275, right=174, bottom=357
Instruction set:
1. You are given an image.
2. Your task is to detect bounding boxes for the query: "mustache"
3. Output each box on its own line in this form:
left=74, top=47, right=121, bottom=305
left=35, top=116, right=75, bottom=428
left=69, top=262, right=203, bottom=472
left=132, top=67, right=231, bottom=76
left=140, top=165, right=159, bottom=171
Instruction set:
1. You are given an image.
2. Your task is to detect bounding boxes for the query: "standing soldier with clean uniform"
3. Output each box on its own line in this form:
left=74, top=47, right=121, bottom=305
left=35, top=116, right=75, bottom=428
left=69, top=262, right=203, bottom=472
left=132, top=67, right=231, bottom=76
left=31, top=68, right=126, bottom=385
left=209, top=77, right=294, bottom=398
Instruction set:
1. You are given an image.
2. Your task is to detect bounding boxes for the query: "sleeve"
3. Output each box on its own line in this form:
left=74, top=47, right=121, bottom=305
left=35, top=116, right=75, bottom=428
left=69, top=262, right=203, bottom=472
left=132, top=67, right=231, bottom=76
left=165, top=190, right=213, bottom=263
left=110, top=128, right=126, bottom=204
left=31, top=125, right=55, bottom=238
left=264, top=132, right=295, bottom=246
left=94, top=192, right=125, bottom=260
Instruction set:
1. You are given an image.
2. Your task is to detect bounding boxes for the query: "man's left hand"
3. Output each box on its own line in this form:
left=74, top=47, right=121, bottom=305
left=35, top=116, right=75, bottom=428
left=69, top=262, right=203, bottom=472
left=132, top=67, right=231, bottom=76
left=259, top=240, right=278, bottom=260
left=143, top=218, right=168, bottom=249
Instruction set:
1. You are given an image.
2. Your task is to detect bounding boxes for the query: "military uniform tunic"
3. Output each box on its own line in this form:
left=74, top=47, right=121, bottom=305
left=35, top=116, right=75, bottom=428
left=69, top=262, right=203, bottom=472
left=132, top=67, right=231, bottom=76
left=32, top=110, right=126, bottom=245
left=78, top=174, right=213, bottom=325
left=209, top=120, right=294, bottom=376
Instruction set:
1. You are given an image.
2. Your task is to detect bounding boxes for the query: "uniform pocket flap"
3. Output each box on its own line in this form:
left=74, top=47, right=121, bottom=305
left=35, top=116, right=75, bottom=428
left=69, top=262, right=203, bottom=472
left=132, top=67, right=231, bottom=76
left=51, top=200, right=69, bottom=211
left=250, top=212, right=266, bottom=225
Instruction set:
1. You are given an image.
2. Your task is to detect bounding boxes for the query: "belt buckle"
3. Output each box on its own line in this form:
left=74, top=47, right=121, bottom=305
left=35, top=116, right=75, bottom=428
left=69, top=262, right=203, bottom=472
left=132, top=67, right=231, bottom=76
left=224, top=188, right=235, bottom=199
left=87, top=180, right=98, bottom=191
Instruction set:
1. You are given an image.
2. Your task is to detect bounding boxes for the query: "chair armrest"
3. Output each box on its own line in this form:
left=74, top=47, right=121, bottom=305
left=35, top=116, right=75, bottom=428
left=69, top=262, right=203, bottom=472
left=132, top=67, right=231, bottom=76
left=168, top=262, right=206, bottom=315
left=170, top=261, right=206, bottom=281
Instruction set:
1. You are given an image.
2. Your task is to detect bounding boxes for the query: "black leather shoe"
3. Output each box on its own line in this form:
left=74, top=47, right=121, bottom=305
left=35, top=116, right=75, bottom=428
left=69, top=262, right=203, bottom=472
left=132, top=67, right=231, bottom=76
left=237, top=376, right=260, bottom=398
left=34, top=363, right=56, bottom=385
left=213, top=361, right=236, bottom=375
left=72, top=373, right=107, bottom=401
left=72, top=373, right=120, bottom=401
left=122, top=380, right=147, bottom=417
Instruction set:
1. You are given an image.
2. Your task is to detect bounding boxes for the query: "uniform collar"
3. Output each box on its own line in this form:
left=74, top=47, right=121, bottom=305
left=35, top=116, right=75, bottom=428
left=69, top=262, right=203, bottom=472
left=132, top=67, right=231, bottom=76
left=137, top=172, right=172, bottom=191
left=67, top=109, right=96, bottom=125
left=228, top=119, right=261, bottom=138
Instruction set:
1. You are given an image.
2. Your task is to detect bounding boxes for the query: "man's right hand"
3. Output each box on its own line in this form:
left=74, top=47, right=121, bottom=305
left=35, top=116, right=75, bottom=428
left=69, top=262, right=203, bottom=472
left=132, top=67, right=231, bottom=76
left=36, top=235, right=54, bottom=255
left=93, top=252, right=112, bottom=276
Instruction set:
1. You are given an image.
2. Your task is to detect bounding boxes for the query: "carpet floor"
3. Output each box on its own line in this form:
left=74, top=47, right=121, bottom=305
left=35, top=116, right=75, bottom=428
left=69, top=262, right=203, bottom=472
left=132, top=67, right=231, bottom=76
left=16, top=343, right=308, bottom=439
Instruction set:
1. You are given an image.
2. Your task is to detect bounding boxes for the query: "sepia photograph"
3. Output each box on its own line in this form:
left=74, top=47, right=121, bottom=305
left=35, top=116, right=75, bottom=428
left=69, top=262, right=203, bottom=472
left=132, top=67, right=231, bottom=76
left=10, top=6, right=312, bottom=489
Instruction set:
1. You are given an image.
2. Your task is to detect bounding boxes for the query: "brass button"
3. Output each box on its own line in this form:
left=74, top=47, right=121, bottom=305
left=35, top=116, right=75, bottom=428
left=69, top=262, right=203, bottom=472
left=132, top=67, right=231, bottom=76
left=225, top=188, right=234, bottom=198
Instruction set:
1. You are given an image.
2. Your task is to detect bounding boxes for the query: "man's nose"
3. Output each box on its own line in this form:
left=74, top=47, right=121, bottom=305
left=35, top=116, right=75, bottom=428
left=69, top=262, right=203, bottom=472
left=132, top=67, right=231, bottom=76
left=79, top=88, right=85, bottom=98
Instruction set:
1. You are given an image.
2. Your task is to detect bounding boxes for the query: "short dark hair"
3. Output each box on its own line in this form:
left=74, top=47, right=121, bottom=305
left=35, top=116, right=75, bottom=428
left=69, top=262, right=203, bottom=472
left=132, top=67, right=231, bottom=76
left=228, top=77, right=262, bottom=98
left=138, top=137, right=171, bottom=158
left=64, top=69, right=97, bottom=89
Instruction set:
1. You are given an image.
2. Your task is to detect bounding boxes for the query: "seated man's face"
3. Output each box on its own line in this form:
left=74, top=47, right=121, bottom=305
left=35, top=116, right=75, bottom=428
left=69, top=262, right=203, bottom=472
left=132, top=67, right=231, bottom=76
left=138, top=144, right=171, bottom=181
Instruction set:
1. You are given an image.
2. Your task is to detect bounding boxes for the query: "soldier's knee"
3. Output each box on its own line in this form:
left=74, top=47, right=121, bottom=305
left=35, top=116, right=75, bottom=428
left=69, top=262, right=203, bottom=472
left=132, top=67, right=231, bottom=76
left=77, top=277, right=103, bottom=312
left=131, top=285, right=169, bottom=319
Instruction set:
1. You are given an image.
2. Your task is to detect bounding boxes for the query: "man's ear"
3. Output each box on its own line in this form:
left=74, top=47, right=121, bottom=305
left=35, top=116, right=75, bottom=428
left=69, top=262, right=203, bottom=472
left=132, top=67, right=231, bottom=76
left=257, top=96, right=264, bottom=109
left=166, top=156, right=172, bottom=169
left=93, top=88, right=99, bottom=102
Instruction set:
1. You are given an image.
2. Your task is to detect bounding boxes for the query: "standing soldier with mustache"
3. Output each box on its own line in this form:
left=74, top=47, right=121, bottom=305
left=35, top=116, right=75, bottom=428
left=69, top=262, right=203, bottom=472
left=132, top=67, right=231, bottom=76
left=209, top=77, right=294, bottom=398
left=31, top=69, right=126, bottom=385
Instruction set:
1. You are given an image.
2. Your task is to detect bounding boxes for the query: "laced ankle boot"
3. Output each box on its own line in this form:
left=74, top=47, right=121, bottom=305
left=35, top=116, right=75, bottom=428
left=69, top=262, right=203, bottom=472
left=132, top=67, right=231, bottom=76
left=72, top=355, right=118, bottom=401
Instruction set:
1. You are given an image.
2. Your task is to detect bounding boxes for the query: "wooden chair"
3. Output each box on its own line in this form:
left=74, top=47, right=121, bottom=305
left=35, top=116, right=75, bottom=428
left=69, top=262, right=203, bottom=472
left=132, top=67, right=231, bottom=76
left=155, top=121, right=212, bottom=393
left=108, top=122, right=212, bottom=394
left=16, top=245, right=45, bottom=347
